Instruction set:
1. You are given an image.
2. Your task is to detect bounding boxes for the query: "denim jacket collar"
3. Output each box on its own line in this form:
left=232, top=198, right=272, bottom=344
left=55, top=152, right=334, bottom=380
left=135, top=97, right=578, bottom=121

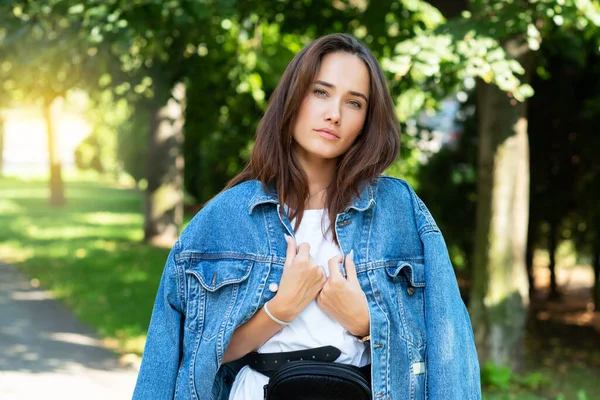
left=247, top=179, right=377, bottom=215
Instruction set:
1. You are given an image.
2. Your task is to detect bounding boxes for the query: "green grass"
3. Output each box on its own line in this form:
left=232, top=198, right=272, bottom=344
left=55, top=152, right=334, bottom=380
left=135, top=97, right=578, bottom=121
left=0, top=176, right=173, bottom=355
left=481, top=363, right=600, bottom=400
left=1, top=176, right=598, bottom=399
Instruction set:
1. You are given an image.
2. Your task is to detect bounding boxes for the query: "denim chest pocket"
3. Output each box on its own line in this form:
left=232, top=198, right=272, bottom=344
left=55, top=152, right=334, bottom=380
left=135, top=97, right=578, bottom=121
left=185, top=258, right=253, bottom=341
left=386, top=261, right=426, bottom=349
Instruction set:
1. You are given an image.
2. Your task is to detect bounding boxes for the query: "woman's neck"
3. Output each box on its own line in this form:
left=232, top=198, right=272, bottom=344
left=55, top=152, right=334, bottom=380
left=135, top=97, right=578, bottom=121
left=293, top=150, right=336, bottom=210
left=294, top=147, right=336, bottom=188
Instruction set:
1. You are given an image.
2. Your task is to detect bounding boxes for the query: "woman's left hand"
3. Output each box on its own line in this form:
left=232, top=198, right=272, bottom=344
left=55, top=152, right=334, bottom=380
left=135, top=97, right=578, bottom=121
left=317, top=250, right=370, bottom=337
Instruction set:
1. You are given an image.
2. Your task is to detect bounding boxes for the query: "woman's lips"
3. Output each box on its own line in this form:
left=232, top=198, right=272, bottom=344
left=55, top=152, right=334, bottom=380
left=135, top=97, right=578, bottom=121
left=315, top=129, right=339, bottom=140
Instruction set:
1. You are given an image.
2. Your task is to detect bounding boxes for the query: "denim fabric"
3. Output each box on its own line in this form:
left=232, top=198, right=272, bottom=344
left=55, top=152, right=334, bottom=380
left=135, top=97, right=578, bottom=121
left=133, top=176, right=481, bottom=400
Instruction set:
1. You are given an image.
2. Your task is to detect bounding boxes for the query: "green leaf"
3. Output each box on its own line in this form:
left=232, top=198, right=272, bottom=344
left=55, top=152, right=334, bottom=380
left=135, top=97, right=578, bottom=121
left=382, top=56, right=412, bottom=78
left=396, top=88, right=426, bottom=122
left=527, top=36, right=541, bottom=51
left=68, top=4, right=85, bottom=15
left=411, top=60, right=440, bottom=77
left=516, top=83, right=534, bottom=98
left=481, top=362, right=513, bottom=390
left=395, top=40, right=421, bottom=56
left=508, top=59, right=525, bottom=75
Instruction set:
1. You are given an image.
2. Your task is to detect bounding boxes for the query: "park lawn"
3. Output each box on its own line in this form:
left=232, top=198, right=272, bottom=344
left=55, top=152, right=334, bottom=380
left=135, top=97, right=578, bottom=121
left=0, top=176, right=178, bottom=355
left=482, top=366, right=598, bottom=400
left=0, top=176, right=597, bottom=399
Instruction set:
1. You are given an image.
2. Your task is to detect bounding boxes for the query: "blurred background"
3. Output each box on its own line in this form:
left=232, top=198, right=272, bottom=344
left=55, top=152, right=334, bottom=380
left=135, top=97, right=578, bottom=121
left=0, top=0, right=599, bottom=399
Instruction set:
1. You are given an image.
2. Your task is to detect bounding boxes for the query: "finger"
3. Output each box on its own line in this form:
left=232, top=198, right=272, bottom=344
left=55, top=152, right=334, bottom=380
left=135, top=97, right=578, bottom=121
left=284, top=234, right=297, bottom=266
left=317, top=285, right=327, bottom=304
left=327, top=255, right=344, bottom=280
left=316, top=290, right=323, bottom=307
left=319, top=266, right=327, bottom=285
left=345, top=249, right=358, bottom=283
left=297, top=242, right=311, bottom=259
left=317, top=287, right=331, bottom=314
left=318, top=264, right=327, bottom=278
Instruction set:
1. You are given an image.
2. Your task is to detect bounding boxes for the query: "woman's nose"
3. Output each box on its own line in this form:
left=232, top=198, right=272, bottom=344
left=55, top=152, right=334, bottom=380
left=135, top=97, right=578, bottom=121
left=325, top=102, right=341, bottom=124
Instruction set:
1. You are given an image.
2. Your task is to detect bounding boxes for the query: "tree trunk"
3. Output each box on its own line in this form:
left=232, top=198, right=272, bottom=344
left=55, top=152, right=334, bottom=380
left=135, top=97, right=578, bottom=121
left=593, top=234, right=600, bottom=312
left=43, top=97, right=65, bottom=206
left=469, top=36, right=533, bottom=372
left=548, top=219, right=560, bottom=300
left=0, top=115, right=4, bottom=177
left=525, top=218, right=536, bottom=297
left=143, top=82, right=186, bottom=247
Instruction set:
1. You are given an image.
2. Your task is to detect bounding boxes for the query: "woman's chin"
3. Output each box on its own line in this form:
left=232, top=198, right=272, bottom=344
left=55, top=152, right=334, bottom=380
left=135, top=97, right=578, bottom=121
left=309, top=150, right=342, bottom=161
left=308, top=143, right=347, bottom=160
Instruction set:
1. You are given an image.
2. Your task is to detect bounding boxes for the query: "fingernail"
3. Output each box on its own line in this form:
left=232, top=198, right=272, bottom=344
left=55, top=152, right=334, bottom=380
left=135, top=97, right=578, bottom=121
left=349, top=249, right=354, bottom=259
left=284, top=234, right=290, bottom=243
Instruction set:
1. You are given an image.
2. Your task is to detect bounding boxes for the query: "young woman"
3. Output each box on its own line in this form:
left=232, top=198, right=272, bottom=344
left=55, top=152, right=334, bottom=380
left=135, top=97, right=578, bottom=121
left=133, top=33, right=481, bottom=400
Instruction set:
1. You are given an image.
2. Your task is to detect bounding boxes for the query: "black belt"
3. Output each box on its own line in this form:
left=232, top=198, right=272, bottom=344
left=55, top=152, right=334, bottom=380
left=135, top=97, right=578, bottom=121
left=237, top=345, right=371, bottom=379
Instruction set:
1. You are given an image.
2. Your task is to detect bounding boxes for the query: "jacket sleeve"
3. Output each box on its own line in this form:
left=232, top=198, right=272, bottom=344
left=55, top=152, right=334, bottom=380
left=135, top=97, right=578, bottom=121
left=133, top=240, right=185, bottom=399
left=410, top=190, right=482, bottom=399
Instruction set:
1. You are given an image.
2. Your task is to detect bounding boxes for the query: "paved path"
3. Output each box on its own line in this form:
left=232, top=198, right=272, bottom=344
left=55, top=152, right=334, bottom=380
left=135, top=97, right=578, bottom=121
left=0, top=262, right=138, bottom=399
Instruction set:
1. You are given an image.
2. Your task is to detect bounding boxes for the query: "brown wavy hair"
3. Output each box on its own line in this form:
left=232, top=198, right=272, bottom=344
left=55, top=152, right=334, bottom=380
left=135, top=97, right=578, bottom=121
left=226, top=33, right=400, bottom=242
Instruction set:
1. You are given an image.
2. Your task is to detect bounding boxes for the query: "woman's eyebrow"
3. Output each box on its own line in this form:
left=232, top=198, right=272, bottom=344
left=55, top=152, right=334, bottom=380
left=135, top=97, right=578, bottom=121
left=314, top=80, right=369, bottom=102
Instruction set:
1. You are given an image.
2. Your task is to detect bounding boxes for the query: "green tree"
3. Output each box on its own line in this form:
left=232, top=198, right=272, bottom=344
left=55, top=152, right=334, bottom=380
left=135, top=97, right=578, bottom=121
left=13, top=0, right=250, bottom=244
left=416, top=95, right=478, bottom=275
left=66, top=0, right=240, bottom=246
left=573, top=53, right=600, bottom=310
left=0, top=2, right=107, bottom=205
left=467, top=0, right=599, bottom=370
left=381, top=0, right=600, bottom=370
left=74, top=90, right=134, bottom=180
left=0, top=113, right=4, bottom=177
left=384, top=0, right=535, bottom=370
left=528, top=40, right=588, bottom=300
left=184, top=17, right=267, bottom=203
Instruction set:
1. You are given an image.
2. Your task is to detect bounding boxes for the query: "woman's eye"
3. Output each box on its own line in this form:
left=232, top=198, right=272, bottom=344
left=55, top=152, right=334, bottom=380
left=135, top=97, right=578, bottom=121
left=348, top=100, right=362, bottom=109
left=314, top=88, right=328, bottom=97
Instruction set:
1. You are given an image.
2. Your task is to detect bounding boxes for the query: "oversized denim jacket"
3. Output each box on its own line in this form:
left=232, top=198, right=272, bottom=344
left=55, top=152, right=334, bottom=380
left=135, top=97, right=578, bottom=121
left=133, top=176, right=481, bottom=400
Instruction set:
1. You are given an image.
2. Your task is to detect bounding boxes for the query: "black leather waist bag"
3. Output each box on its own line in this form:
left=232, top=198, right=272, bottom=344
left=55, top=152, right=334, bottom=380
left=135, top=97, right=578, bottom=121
left=263, top=359, right=372, bottom=400
left=230, top=345, right=372, bottom=400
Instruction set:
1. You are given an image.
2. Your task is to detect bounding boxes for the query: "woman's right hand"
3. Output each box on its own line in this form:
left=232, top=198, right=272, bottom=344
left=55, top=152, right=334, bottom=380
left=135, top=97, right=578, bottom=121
left=267, top=235, right=326, bottom=322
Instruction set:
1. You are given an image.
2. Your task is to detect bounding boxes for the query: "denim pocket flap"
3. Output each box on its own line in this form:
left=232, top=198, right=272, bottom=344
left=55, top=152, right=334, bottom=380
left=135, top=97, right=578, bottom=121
left=386, top=261, right=425, bottom=287
left=187, top=258, right=253, bottom=292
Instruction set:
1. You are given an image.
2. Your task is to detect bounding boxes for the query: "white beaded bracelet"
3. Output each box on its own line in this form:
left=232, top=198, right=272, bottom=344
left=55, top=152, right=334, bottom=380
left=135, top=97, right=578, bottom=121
left=264, top=301, right=289, bottom=326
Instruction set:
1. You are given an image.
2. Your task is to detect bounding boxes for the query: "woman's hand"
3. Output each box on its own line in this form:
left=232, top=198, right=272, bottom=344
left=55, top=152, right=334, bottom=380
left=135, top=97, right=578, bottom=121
left=317, top=250, right=370, bottom=337
left=268, top=235, right=327, bottom=322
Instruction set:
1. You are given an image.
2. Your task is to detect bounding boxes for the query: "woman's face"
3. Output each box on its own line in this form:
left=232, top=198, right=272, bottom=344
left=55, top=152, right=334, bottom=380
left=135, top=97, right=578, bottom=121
left=292, top=51, right=370, bottom=162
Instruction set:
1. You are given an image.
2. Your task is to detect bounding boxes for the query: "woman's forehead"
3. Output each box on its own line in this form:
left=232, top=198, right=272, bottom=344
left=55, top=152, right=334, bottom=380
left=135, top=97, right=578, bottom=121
left=315, top=52, right=370, bottom=98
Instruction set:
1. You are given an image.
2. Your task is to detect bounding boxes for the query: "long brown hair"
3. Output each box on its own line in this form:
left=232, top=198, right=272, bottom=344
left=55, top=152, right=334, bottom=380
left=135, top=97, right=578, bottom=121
left=226, top=33, right=400, bottom=242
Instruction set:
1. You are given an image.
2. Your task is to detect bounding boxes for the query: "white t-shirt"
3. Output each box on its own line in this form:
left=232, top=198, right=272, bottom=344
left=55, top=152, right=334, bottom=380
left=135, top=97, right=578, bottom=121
left=228, top=209, right=370, bottom=400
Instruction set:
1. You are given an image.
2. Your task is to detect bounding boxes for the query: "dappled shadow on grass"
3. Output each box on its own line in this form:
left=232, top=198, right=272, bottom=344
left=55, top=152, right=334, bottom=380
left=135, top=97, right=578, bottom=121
left=482, top=283, right=600, bottom=399
left=19, top=242, right=169, bottom=352
left=0, top=178, right=172, bottom=355
left=524, top=321, right=600, bottom=399
left=0, top=262, right=134, bottom=374
left=520, top=286, right=600, bottom=399
left=461, top=268, right=600, bottom=398
left=0, top=179, right=144, bottom=246
left=527, top=313, right=600, bottom=368
left=1, top=179, right=143, bottom=215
